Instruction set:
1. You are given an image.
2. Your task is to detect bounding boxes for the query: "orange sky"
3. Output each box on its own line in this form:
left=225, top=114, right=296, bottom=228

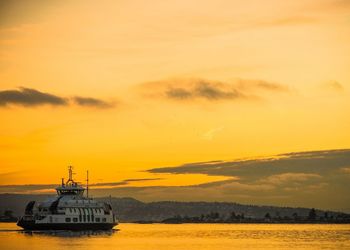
left=0, top=0, right=349, bottom=192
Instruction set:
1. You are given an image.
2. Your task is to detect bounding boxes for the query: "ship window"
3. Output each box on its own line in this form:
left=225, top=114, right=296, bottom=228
left=70, top=208, right=72, bottom=213
left=83, top=215, right=86, bottom=222
left=79, top=215, right=82, bottom=222
left=65, top=218, right=71, bottom=222
left=73, top=218, right=78, bottom=222
left=87, top=215, right=90, bottom=222
left=96, top=218, right=100, bottom=222
left=74, top=208, right=76, bottom=212
left=102, top=218, right=106, bottom=222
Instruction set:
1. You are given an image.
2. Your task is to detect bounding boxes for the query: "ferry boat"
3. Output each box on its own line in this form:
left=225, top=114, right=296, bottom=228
left=17, top=167, right=118, bottom=230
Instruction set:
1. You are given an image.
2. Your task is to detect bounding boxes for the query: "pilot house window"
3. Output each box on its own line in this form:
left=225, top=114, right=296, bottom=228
left=73, top=218, right=78, bottom=222
left=65, top=218, right=71, bottom=222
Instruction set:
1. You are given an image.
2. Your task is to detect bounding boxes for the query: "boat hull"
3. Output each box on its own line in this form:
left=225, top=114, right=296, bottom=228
left=17, top=219, right=117, bottom=230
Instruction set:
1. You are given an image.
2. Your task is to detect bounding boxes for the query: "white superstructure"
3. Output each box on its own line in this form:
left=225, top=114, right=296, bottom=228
left=18, top=166, right=118, bottom=230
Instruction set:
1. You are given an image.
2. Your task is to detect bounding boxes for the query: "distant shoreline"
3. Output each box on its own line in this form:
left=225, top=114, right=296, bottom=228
left=1, top=221, right=350, bottom=225
left=133, top=221, right=350, bottom=225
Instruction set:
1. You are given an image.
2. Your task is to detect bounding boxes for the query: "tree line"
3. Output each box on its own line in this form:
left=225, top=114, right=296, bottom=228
left=161, top=208, right=350, bottom=224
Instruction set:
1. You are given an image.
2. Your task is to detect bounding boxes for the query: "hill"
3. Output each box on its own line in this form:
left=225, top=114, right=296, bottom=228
left=0, top=193, right=347, bottom=222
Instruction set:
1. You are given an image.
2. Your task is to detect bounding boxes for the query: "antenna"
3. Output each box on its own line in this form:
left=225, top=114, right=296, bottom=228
left=86, top=170, right=89, bottom=198
left=68, top=166, right=73, bottom=181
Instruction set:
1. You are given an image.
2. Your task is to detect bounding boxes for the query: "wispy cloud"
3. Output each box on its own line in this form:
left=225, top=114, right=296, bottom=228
left=90, top=178, right=163, bottom=187
left=0, top=177, right=163, bottom=192
left=323, top=80, right=344, bottom=92
left=148, top=149, right=350, bottom=179
left=73, top=96, right=114, bottom=108
left=202, top=126, right=225, bottom=140
left=139, top=78, right=288, bottom=103
left=261, top=173, right=322, bottom=185
left=0, top=87, right=67, bottom=107
left=0, top=87, right=114, bottom=108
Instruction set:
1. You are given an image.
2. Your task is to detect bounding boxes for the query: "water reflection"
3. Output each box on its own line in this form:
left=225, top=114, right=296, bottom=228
left=1, top=223, right=349, bottom=250
left=19, top=229, right=119, bottom=238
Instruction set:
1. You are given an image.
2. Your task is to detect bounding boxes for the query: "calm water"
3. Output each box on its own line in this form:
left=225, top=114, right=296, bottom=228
left=0, top=223, right=349, bottom=250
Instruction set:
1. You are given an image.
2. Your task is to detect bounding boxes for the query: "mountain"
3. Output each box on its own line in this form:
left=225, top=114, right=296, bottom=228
left=0, top=193, right=346, bottom=222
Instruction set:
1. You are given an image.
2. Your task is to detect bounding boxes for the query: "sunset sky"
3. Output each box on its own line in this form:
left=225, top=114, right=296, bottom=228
left=0, top=0, right=349, bottom=211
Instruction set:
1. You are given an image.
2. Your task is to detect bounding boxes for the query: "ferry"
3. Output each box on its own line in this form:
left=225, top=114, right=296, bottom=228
left=17, top=166, right=118, bottom=230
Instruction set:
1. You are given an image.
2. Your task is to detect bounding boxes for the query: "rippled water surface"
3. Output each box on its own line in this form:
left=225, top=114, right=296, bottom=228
left=0, top=223, right=349, bottom=250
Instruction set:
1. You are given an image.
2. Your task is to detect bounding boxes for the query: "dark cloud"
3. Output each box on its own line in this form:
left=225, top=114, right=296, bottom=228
left=0, top=87, right=113, bottom=108
left=166, top=82, right=243, bottom=101
left=166, top=88, right=193, bottom=99
left=195, top=81, right=243, bottom=100
left=1, top=149, right=349, bottom=211
left=0, top=87, right=67, bottom=107
left=90, top=181, right=128, bottom=187
left=0, top=184, right=57, bottom=192
left=148, top=149, right=350, bottom=180
left=140, top=78, right=288, bottom=102
left=0, top=178, right=163, bottom=191
left=91, top=178, right=163, bottom=187
left=73, top=96, right=113, bottom=108
left=140, top=149, right=350, bottom=211
left=243, top=80, right=289, bottom=91
left=124, top=178, right=163, bottom=182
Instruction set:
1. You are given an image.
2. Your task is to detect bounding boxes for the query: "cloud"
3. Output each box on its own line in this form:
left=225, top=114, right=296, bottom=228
left=91, top=178, right=163, bottom=187
left=148, top=149, right=350, bottom=179
left=164, top=80, right=246, bottom=101
left=73, top=96, right=114, bottom=108
left=138, top=149, right=350, bottom=210
left=323, top=81, right=344, bottom=92
left=166, top=88, right=193, bottom=99
left=139, top=77, right=288, bottom=102
left=0, top=178, right=163, bottom=192
left=0, top=87, right=113, bottom=108
left=1, top=149, right=349, bottom=211
left=0, top=87, right=67, bottom=107
left=262, top=173, right=322, bottom=185
left=123, top=178, right=163, bottom=182
left=202, top=126, right=225, bottom=140
left=0, top=184, right=57, bottom=193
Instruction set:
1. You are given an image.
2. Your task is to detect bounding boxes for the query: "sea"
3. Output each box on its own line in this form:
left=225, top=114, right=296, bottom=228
left=0, top=223, right=349, bottom=250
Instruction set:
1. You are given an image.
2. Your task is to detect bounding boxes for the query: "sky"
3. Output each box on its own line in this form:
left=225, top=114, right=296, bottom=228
left=0, top=0, right=349, bottom=211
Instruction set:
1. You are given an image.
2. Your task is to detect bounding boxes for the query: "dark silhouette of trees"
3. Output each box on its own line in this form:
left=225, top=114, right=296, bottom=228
left=161, top=208, right=350, bottom=224
left=230, top=211, right=237, bottom=221
left=0, top=210, right=17, bottom=222
left=4, top=210, right=14, bottom=218
left=292, top=212, right=298, bottom=221
left=308, top=208, right=317, bottom=220
left=324, top=212, right=328, bottom=219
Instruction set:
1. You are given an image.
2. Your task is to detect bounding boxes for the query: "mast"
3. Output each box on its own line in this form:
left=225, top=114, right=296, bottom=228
left=68, top=166, right=73, bottom=181
left=86, top=170, right=89, bottom=198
